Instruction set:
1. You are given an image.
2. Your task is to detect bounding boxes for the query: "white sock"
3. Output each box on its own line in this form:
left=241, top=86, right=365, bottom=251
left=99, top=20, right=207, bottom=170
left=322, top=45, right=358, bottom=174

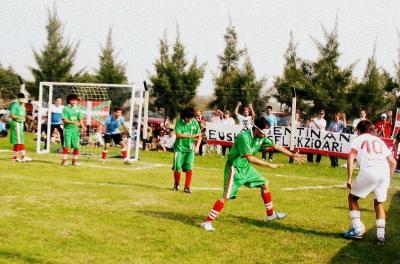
left=350, top=210, right=361, bottom=232
left=376, top=219, right=385, bottom=239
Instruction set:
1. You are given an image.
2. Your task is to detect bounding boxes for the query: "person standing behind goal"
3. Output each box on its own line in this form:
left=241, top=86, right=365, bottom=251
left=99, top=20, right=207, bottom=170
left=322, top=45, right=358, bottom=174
left=61, top=94, right=82, bottom=166
left=100, top=107, right=131, bottom=163
left=172, top=108, right=202, bottom=194
left=47, top=96, right=64, bottom=150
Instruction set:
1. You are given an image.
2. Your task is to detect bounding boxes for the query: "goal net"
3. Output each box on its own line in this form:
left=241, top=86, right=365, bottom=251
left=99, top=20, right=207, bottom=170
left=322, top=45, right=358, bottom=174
left=36, top=82, right=149, bottom=161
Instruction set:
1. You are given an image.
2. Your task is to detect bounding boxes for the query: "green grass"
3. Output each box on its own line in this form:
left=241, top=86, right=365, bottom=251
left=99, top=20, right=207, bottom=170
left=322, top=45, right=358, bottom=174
left=0, top=133, right=399, bottom=263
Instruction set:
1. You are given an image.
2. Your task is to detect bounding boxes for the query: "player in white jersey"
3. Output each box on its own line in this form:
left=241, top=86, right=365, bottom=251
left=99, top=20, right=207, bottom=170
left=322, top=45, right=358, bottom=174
left=344, top=120, right=396, bottom=244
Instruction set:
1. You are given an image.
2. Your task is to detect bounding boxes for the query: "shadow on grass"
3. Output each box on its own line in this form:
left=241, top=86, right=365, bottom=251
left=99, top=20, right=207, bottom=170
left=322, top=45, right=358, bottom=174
left=0, top=249, right=53, bottom=264
left=329, top=191, right=400, bottom=264
left=231, top=216, right=341, bottom=239
left=137, top=210, right=203, bottom=227
left=333, top=206, right=374, bottom=213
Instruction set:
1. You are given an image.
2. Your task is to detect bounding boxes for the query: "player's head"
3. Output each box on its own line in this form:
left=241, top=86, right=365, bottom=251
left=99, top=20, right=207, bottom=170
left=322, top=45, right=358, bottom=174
left=113, top=107, right=123, bottom=118
left=181, top=107, right=195, bottom=123
left=356, top=120, right=373, bottom=135
left=253, top=117, right=270, bottom=138
left=17, top=93, right=25, bottom=103
left=55, top=96, right=62, bottom=105
left=66, top=94, right=79, bottom=106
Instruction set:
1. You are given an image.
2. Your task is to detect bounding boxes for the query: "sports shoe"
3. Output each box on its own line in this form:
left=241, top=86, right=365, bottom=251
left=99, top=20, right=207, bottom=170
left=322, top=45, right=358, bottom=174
left=22, top=157, right=32, bottom=162
left=99, top=159, right=106, bottom=163
left=266, top=212, right=288, bottom=221
left=172, top=184, right=179, bottom=191
left=72, top=161, right=81, bottom=166
left=15, top=158, right=23, bottom=163
left=375, top=236, right=385, bottom=245
left=200, top=221, right=215, bottom=231
left=61, top=159, right=68, bottom=166
left=344, top=228, right=363, bottom=240
left=183, top=187, right=192, bottom=194
left=124, top=159, right=133, bottom=164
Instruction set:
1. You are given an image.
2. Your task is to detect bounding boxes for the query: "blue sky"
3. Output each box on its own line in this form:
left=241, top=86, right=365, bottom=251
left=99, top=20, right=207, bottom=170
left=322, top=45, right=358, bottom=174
left=0, top=0, right=399, bottom=95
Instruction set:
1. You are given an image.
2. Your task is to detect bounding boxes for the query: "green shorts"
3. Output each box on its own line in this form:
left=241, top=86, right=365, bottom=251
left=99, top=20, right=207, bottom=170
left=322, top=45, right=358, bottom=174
left=9, top=121, right=24, bottom=145
left=64, top=128, right=80, bottom=149
left=172, top=151, right=195, bottom=171
left=223, top=163, right=268, bottom=199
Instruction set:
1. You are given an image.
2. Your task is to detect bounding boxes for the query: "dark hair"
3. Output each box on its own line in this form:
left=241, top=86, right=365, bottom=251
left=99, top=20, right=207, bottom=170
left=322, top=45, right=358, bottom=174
left=253, top=117, right=270, bottom=130
left=181, top=107, right=195, bottom=119
left=266, top=105, right=272, bottom=110
left=113, top=107, right=123, bottom=112
left=17, top=93, right=25, bottom=99
left=66, top=94, right=79, bottom=104
left=55, top=96, right=62, bottom=100
left=356, top=120, right=373, bottom=134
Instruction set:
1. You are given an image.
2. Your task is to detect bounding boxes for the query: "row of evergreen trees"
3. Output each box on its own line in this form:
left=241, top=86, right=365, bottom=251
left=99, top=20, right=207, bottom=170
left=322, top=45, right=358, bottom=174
left=0, top=9, right=399, bottom=121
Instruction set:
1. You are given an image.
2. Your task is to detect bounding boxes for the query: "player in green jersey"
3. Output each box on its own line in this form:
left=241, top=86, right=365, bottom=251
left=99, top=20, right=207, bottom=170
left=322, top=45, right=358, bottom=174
left=201, top=117, right=305, bottom=231
left=172, top=108, right=202, bottom=194
left=61, top=94, right=82, bottom=166
left=9, top=93, right=32, bottom=162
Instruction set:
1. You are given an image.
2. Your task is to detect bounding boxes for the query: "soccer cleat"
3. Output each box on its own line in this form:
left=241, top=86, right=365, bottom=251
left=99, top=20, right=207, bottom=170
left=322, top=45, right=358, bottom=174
left=343, top=228, right=363, bottom=240
left=200, top=221, right=215, bottom=231
left=375, top=237, right=385, bottom=245
left=183, top=187, right=192, bottom=194
left=22, top=157, right=32, bottom=162
left=72, top=161, right=81, bottom=166
left=266, top=212, right=288, bottom=221
left=172, top=184, right=179, bottom=191
left=15, top=158, right=23, bottom=163
left=124, top=159, right=133, bottom=164
left=61, top=159, right=68, bottom=166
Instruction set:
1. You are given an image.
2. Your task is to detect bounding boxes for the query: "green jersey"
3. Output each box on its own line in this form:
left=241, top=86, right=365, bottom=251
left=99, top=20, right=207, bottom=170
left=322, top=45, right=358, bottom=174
left=9, top=102, right=26, bottom=123
left=174, top=119, right=201, bottom=152
left=62, top=104, right=82, bottom=129
left=227, top=130, right=274, bottom=168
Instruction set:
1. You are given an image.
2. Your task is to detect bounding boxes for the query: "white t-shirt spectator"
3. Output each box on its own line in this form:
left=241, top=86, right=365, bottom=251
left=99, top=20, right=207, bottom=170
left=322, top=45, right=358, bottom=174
left=160, top=134, right=176, bottom=149
left=237, top=114, right=253, bottom=127
left=310, top=118, right=326, bottom=131
left=221, top=117, right=235, bottom=126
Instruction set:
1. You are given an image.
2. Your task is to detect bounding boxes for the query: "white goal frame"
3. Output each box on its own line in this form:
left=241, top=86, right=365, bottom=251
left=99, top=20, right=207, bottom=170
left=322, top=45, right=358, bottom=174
left=36, top=81, right=149, bottom=161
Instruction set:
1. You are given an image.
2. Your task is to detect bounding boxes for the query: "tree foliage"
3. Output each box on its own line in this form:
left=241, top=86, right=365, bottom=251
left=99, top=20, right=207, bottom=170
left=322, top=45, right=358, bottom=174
left=0, top=64, right=20, bottom=100
left=95, top=28, right=129, bottom=108
left=210, top=24, right=266, bottom=112
left=29, top=7, right=78, bottom=98
left=150, top=31, right=205, bottom=121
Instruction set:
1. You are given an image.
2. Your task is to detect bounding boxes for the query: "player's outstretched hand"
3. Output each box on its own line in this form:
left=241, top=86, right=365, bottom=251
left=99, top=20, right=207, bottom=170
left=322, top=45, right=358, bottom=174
left=346, top=180, right=352, bottom=190
left=292, top=151, right=306, bottom=164
left=269, top=163, right=283, bottom=169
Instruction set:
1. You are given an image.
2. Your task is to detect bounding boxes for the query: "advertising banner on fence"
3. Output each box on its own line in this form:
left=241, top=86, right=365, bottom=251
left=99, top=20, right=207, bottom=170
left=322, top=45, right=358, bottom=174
left=206, top=122, right=393, bottom=158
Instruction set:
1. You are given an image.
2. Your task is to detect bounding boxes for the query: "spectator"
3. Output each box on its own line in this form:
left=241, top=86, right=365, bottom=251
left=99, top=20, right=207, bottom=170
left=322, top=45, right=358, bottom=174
left=387, top=110, right=394, bottom=134
left=234, top=101, right=255, bottom=127
left=262, top=105, right=277, bottom=161
left=24, top=114, right=34, bottom=132
left=288, top=110, right=303, bottom=163
left=210, top=110, right=222, bottom=154
left=0, top=114, right=7, bottom=137
left=198, top=121, right=207, bottom=156
left=352, top=110, right=367, bottom=134
left=375, top=113, right=391, bottom=138
left=307, top=110, right=326, bottom=163
left=195, top=109, right=206, bottom=123
left=25, top=99, right=33, bottom=116
left=158, top=129, right=176, bottom=152
left=393, top=131, right=400, bottom=173
left=220, top=110, right=235, bottom=157
left=327, top=112, right=346, bottom=167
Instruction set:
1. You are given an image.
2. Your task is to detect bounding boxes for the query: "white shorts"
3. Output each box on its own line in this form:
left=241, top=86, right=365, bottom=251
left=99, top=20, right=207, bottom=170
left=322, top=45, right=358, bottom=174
left=350, top=170, right=390, bottom=202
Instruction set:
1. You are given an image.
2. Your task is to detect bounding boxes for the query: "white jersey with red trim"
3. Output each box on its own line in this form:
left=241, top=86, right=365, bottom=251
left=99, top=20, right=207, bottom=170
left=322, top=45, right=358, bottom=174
left=350, top=133, right=391, bottom=172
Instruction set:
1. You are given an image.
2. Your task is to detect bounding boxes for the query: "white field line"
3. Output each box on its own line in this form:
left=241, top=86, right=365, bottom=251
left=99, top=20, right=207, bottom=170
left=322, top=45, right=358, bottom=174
left=2, top=175, right=400, bottom=192
left=84, top=163, right=168, bottom=171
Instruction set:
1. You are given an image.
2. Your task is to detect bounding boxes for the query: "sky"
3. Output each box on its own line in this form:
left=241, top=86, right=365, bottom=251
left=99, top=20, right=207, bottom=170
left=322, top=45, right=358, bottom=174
left=0, top=0, right=399, bottom=95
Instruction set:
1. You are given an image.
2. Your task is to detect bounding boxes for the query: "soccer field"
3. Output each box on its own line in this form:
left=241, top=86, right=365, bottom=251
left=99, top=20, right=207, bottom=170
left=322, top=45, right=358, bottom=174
left=1, top=135, right=399, bottom=263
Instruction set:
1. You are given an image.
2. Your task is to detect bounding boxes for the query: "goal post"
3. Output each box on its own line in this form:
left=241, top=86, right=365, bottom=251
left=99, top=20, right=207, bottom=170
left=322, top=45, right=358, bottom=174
left=36, top=82, right=149, bottom=161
